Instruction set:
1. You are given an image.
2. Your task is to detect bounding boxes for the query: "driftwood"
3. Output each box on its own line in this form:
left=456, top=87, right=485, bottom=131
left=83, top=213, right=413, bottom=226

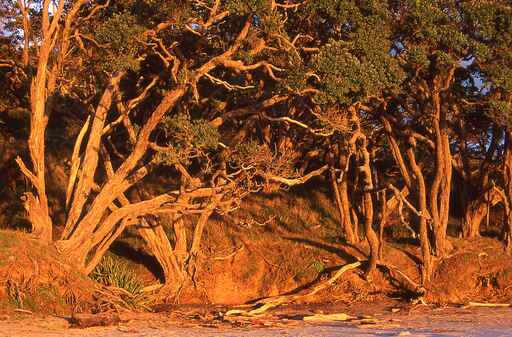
left=303, top=313, right=353, bottom=322
left=466, top=302, right=511, bottom=308
left=13, top=309, right=33, bottom=315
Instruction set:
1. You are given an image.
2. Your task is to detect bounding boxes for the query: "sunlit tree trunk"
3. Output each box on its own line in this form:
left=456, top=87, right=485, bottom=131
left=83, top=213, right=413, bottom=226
left=349, top=107, right=379, bottom=278
left=16, top=0, right=30, bottom=67
left=503, top=130, right=512, bottom=251
left=406, top=139, right=432, bottom=284
left=429, top=74, right=454, bottom=257
left=138, top=218, right=186, bottom=292
left=360, top=144, right=379, bottom=279
left=459, top=126, right=500, bottom=239
left=330, top=153, right=357, bottom=244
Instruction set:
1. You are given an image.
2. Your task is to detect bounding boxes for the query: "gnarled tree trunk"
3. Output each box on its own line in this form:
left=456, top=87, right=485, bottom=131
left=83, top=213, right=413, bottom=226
left=429, top=76, right=454, bottom=257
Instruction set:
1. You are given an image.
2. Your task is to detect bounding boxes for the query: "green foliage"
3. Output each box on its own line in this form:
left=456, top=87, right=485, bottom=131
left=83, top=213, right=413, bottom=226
left=230, top=140, right=272, bottom=167
left=408, top=47, right=430, bottom=69
left=305, top=0, right=361, bottom=22
left=313, top=43, right=364, bottom=105
left=91, top=256, right=153, bottom=311
left=90, top=255, right=144, bottom=295
left=312, top=260, right=326, bottom=274
left=295, top=1, right=405, bottom=106
left=132, top=0, right=191, bottom=26
left=225, top=0, right=268, bottom=16
left=313, top=38, right=404, bottom=106
left=487, top=65, right=512, bottom=93
left=95, top=12, right=145, bottom=72
left=165, top=113, right=219, bottom=148
left=488, top=100, right=512, bottom=128
left=6, top=279, right=28, bottom=309
left=155, top=114, right=220, bottom=166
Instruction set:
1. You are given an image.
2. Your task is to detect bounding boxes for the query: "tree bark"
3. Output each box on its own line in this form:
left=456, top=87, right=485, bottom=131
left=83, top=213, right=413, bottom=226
left=138, top=218, right=185, bottom=291
left=406, top=140, right=432, bottom=285
left=360, top=147, right=379, bottom=279
left=430, top=86, right=452, bottom=257
left=62, top=74, right=123, bottom=239
left=330, top=169, right=357, bottom=244
left=503, top=130, right=512, bottom=251
left=17, top=0, right=30, bottom=67
left=462, top=190, right=500, bottom=239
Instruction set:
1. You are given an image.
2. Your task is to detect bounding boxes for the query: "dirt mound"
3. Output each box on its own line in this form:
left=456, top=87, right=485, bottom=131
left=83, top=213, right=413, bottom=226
left=429, top=237, right=512, bottom=304
left=0, top=231, right=94, bottom=314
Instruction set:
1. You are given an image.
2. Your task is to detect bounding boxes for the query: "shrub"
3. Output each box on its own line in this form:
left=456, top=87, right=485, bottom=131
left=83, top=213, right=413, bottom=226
left=91, top=255, right=143, bottom=295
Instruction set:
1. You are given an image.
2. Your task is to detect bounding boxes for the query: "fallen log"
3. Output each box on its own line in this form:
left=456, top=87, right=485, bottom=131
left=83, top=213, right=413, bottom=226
left=70, top=312, right=122, bottom=328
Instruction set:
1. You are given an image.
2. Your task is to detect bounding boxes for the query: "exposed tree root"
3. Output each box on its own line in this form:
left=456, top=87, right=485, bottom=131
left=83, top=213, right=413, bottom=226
left=377, top=263, right=426, bottom=296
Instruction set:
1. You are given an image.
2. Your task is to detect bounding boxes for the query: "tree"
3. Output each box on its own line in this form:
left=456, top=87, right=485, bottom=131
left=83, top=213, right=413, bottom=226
left=11, top=0, right=328, bottom=295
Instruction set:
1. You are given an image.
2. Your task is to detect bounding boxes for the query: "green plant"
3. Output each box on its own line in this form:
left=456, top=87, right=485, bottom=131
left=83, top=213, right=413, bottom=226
left=6, top=279, right=27, bottom=309
left=90, top=256, right=144, bottom=295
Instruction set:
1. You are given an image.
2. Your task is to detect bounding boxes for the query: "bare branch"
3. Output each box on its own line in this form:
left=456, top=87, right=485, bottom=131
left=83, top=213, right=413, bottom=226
left=261, top=111, right=334, bottom=137
left=265, top=165, right=328, bottom=186
left=66, top=115, right=91, bottom=208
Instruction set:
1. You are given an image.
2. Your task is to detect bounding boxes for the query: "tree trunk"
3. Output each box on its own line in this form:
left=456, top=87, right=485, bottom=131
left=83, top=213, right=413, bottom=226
left=186, top=202, right=218, bottom=278
left=407, top=141, right=432, bottom=285
left=56, top=86, right=187, bottom=265
left=503, top=130, right=512, bottom=251
left=462, top=190, right=500, bottom=239
left=173, top=218, right=189, bottom=269
left=358, top=138, right=379, bottom=279
left=62, top=74, right=123, bottom=239
left=138, top=218, right=185, bottom=292
left=463, top=202, right=486, bottom=238
left=16, top=19, right=56, bottom=242
left=17, top=0, right=30, bottom=67
left=330, top=170, right=357, bottom=244
left=430, top=89, right=452, bottom=257
left=378, top=189, right=387, bottom=260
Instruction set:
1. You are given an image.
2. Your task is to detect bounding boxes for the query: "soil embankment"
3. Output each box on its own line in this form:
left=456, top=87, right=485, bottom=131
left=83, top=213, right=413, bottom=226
left=1, top=191, right=511, bottom=316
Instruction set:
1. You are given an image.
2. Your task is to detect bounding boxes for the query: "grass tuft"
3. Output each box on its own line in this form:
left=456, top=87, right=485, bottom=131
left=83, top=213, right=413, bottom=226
left=91, top=255, right=153, bottom=311
left=91, top=255, right=144, bottom=295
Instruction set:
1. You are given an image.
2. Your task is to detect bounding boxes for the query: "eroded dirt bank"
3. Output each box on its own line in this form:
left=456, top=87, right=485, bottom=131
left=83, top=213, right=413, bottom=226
left=1, top=192, right=512, bottom=329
